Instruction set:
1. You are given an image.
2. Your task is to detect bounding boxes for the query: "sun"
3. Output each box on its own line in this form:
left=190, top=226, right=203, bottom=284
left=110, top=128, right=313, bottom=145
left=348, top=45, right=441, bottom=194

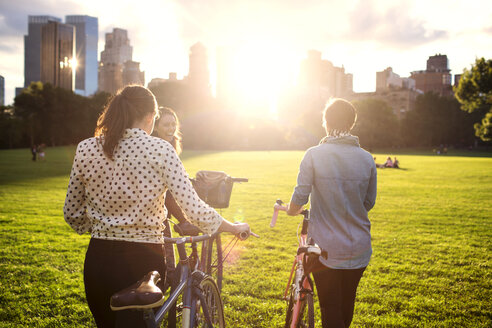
left=223, top=41, right=299, bottom=117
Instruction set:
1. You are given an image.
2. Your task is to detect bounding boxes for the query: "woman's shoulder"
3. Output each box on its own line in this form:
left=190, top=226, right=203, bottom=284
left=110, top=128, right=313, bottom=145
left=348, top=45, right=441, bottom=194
left=77, top=137, right=99, bottom=149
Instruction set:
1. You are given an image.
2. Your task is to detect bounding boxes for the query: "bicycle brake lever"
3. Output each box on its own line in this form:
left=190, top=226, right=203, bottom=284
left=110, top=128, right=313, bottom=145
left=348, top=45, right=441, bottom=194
left=239, top=231, right=260, bottom=239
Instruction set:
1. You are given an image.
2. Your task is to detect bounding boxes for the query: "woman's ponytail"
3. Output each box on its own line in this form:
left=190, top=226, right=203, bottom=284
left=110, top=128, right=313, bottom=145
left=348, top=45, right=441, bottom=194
left=94, top=85, right=158, bottom=160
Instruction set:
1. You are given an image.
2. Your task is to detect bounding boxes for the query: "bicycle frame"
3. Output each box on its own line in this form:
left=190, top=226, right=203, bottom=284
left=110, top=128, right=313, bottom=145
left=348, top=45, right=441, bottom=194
left=142, top=234, right=217, bottom=328
left=284, top=215, right=313, bottom=327
left=272, top=201, right=314, bottom=328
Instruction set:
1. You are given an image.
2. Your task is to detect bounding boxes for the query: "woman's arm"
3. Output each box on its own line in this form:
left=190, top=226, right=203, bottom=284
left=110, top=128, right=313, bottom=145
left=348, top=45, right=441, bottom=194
left=289, top=150, right=313, bottom=214
left=161, top=145, right=249, bottom=236
left=364, top=163, right=377, bottom=211
left=63, top=144, right=91, bottom=234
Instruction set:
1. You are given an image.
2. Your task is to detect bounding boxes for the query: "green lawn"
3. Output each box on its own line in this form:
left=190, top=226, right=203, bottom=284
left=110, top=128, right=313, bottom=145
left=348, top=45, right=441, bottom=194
left=0, top=147, right=491, bottom=327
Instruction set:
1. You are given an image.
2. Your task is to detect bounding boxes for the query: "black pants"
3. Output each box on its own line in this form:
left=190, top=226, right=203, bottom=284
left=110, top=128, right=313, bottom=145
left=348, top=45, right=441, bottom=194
left=84, top=238, right=166, bottom=328
left=312, top=266, right=366, bottom=328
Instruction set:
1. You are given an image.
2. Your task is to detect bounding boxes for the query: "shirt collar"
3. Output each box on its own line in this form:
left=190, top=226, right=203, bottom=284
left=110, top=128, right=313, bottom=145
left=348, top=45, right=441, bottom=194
left=122, top=128, right=149, bottom=139
left=320, top=134, right=360, bottom=147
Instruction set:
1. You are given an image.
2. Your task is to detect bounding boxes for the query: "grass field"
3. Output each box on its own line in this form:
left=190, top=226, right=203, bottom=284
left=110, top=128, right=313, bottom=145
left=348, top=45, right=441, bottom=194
left=0, top=147, right=491, bottom=327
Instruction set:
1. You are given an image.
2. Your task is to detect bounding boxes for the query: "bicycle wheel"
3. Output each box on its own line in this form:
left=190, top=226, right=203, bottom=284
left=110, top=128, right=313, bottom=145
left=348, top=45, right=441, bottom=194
left=297, top=293, right=314, bottom=328
left=194, top=276, right=225, bottom=328
left=200, top=235, right=223, bottom=292
left=284, top=290, right=295, bottom=328
left=284, top=288, right=314, bottom=328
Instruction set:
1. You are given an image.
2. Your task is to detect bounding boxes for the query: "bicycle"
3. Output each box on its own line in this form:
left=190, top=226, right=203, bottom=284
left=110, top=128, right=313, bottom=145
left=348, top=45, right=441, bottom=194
left=271, top=200, right=323, bottom=328
left=187, top=171, right=249, bottom=292
left=110, top=230, right=253, bottom=328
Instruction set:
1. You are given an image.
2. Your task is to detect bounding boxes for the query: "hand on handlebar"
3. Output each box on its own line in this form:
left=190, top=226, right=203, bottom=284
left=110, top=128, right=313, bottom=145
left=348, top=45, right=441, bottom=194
left=233, top=222, right=259, bottom=240
left=271, top=199, right=305, bottom=227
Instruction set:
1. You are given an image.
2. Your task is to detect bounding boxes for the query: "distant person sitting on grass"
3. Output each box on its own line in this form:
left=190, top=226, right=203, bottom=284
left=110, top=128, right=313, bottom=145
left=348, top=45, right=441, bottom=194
left=286, top=98, right=377, bottom=328
left=393, top=157, right=399, bottom=168
left=384, top=156, right=393, bottom=168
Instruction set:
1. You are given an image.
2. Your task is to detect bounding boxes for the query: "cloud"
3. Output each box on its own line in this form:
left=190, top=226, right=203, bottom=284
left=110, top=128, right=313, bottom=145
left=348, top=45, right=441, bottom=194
left=0, top=0, right=85, bottom=37
left=342, top=0, right=448, bottom=47
left=0, top=43, right=17, bottom=52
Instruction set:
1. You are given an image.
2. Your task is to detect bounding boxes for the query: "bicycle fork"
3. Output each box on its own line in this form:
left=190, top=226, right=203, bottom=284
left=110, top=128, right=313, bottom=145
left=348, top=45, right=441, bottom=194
left=287, top=256, right=313, bottom=328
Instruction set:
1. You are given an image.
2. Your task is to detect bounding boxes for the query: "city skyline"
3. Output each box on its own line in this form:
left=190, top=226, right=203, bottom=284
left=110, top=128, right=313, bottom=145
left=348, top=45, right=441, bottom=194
left=1, top=0, right=491, bottom=105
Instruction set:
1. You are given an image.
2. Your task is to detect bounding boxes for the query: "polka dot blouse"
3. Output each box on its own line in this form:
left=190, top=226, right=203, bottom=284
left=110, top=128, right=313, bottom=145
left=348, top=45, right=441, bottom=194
left=63, top=128, right=223, bottom=243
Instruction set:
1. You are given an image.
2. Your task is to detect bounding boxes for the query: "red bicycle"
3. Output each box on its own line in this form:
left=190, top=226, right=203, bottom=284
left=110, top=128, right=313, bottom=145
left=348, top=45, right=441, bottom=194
left=271, top=200, right=322, bottom=328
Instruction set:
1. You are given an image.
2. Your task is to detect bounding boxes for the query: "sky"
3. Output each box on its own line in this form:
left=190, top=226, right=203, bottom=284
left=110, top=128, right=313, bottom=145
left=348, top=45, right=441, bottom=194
left=1, top=0, right=491, bottom=106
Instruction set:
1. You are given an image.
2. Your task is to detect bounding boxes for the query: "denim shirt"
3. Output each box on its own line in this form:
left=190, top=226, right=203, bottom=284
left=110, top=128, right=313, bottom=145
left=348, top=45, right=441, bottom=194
left=290, top=135, right=377, bottom=269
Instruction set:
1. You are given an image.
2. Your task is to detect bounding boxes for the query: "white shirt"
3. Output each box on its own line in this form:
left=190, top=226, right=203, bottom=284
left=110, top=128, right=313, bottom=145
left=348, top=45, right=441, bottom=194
left=63, top=128, right=223, bottom=243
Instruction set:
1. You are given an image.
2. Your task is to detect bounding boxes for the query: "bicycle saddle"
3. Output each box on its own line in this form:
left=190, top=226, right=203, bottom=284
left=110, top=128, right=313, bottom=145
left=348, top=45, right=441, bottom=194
left=110, top=271, right=165, bottom=311
left=297, top=245, right=322, bottom=256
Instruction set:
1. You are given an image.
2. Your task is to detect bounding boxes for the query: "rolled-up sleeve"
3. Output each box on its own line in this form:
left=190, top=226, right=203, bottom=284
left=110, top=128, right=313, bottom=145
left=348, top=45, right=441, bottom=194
left=161, top=147, right=223, bottom=235
left=290, top=150, right=314, bottom=206
left=364, top=163, right=377, bottom=211
left=63, top=144, right=90, bottom=234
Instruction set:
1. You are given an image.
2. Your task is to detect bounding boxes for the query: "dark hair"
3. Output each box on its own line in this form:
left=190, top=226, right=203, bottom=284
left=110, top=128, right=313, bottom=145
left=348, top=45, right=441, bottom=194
left=94, top=85, right=158, bottom=160
left=155, top=107, right=183, bottom=155
left=323, top=98, right=357, bottom=135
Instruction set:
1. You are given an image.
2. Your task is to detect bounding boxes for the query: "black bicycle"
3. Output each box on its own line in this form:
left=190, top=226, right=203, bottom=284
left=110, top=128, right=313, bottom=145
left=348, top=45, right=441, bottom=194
left=110, top=231, right=253, bottom=328
left=189, top=171, right=248, bottom=292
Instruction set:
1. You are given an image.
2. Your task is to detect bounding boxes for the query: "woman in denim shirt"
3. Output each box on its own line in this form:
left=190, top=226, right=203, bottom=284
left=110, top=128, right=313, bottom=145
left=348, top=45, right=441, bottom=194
left=287, top=98, right=377, bottom=328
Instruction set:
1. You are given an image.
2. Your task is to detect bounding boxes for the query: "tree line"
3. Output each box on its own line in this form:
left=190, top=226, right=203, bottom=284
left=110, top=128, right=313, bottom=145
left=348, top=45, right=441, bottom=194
left=1, top=58, right=490, bottom=151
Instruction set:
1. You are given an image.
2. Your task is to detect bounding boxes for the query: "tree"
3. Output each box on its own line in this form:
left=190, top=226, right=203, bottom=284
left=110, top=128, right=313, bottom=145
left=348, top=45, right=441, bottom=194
left=351, top=99, right=399, bottom=149
left=10, top=82, right=110, bottom=148
left=401, top=92, right=478, bottom=148
left=454, top=57, right=492, bottom=141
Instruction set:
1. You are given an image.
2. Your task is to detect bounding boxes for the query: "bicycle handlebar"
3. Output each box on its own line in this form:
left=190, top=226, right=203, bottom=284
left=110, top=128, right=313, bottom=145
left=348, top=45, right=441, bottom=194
left=163, top=233, right=217, bottom=244
left=240, top=230, right=260, bottom=239
left=271, top=200, right=287, bottom=227
left=271, top=199, right=309, bottom=228
left=164, top=229, right=258, bottom=244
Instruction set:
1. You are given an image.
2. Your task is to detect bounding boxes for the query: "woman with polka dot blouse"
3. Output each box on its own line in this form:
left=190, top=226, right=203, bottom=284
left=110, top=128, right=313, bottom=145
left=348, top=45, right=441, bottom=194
left=63, top=85, right=250, bottom=328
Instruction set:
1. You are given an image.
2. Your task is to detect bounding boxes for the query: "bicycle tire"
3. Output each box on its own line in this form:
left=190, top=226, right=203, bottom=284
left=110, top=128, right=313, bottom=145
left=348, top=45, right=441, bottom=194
left=284, top=286, right=314, bottom=328
left=284, top=291, right=295, bottom=328
left=298, top=293, right=314, bottom=328
left=200, top=235, right=223, bottom=292
left=194, top=276, right=225, bottom=328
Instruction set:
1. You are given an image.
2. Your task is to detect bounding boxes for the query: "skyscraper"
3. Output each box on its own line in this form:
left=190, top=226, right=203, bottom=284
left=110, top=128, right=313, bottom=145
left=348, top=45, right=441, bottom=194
left=99, top=28, right=143, bottom=94
left=299, top=50, right=353, bottom=98
left=65, top=15, right=99, bottom=96
left=24, top=15, right=62, bottom=87
left=188, top=42, right=210, bottom=96
left=0, top=75, right=4, bottom=106
left=100, top=28, right=132, bottom=65
left=40, top=21, right=76, bottom=90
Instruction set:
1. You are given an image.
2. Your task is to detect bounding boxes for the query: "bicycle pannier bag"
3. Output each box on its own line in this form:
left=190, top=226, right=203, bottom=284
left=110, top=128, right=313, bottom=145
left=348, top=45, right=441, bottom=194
left=192, top=171, right=233, bottom=208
